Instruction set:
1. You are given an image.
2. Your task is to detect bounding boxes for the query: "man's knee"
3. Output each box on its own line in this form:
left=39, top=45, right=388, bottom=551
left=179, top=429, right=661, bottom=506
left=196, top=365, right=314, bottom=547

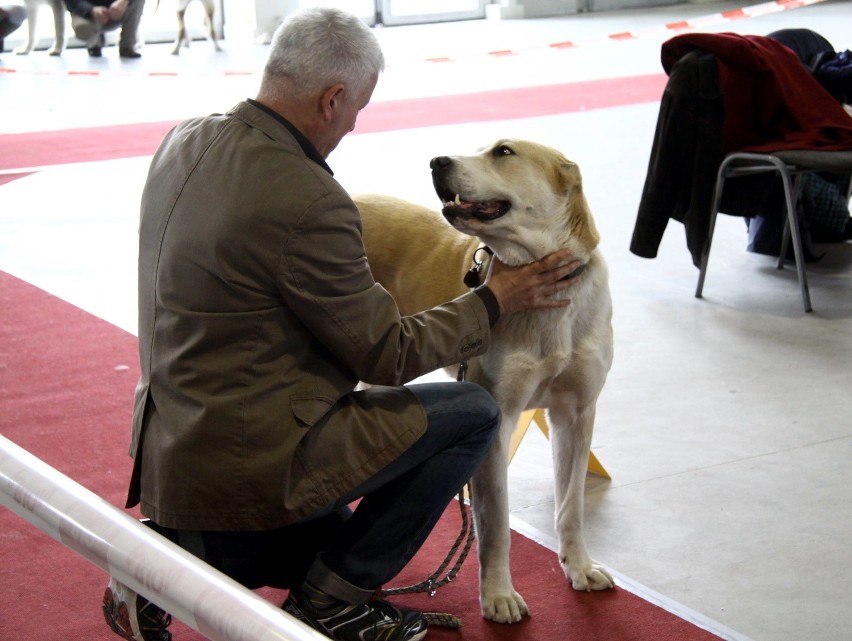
left=458, top=381, right=500, bottom=419
left=70, top=16, right=98, bottom=43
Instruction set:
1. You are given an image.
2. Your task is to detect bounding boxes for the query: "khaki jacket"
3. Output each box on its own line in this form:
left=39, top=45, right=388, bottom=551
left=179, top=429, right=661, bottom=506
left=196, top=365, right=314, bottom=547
left=127, top=101, right=491, bottom=530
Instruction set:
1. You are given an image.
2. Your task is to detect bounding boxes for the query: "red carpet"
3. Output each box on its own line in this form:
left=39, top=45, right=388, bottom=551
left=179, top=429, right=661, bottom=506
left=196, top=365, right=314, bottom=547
left=0, top=73, right=666, bottom=172
left=0, top=270, right=727, bottom=640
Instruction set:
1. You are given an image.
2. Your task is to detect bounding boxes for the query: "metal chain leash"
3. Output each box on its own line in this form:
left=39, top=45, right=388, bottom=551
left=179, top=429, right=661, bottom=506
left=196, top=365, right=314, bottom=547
left=381, top=487, right=475, bottom=629
left=378, top=298, right=481, bottom=628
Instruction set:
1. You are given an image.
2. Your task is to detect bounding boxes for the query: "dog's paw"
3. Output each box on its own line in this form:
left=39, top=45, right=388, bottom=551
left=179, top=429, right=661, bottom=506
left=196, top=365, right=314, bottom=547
left=563, top=558, right=614, bottom=592
left=13, top=46, right=32, bottom=56
left=480, top=590, right=530, bottom=623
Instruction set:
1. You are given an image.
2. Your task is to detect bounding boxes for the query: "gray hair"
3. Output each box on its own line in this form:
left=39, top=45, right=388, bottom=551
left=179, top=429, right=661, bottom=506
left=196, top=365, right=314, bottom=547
left=263, top=7, right=385, bottom=99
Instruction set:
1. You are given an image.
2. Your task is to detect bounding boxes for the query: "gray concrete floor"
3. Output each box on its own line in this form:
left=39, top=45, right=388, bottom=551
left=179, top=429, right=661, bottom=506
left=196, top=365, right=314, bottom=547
left=2, top=2, right=851, bottom=640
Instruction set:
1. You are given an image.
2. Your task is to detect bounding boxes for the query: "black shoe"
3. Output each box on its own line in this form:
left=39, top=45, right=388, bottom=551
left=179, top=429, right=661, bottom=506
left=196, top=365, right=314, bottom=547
left=102, top=578, right=172, bottom=641
left=88, top=34, right=105, bottom=57
left=119, top=49, right=141, bottom=59
left=283, top=583, right=427, bottom=641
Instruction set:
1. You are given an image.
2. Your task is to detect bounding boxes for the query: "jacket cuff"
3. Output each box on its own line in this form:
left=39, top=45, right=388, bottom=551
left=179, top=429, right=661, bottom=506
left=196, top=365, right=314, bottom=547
left=473, top=286, right=500, bottom=328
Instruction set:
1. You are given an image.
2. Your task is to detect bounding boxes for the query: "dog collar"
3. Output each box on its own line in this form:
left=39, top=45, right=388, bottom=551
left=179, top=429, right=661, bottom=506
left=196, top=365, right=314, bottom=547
left=464, top=246, right=586, bottom=288
left=463, top=246, right=494, bottom=288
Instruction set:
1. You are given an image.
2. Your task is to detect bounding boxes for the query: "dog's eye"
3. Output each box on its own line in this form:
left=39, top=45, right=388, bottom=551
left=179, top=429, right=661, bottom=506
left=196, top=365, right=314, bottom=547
left=493, top=145, right=515, bottom=158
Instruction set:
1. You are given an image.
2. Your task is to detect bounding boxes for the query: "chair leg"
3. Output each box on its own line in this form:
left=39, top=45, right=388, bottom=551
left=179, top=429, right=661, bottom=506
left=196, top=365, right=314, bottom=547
left=695, top=167, right=727, bottom=299
left=777, top=216, right=790, bottom=270
left=777, top=172, right=812, bottom=312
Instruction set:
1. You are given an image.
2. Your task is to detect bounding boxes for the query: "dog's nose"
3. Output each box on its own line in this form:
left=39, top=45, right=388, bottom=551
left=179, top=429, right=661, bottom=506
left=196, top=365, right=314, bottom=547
left=430, top=156, right=452, bottom=171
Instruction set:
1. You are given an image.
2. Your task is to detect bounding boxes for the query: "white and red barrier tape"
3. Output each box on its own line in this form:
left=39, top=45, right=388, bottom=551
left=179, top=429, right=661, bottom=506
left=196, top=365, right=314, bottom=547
left=0, top=0, right=828, bottom=77
left=540, top=0, right=827, bottom=53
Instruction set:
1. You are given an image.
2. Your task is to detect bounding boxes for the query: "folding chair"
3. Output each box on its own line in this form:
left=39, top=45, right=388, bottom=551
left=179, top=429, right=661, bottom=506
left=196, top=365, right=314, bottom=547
left=695, top=149, right=852, bottom=312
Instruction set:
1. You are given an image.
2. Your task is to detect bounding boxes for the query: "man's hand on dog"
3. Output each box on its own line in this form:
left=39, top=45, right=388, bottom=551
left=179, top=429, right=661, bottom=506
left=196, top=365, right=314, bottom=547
left=485, top=249, right=581, bottom=315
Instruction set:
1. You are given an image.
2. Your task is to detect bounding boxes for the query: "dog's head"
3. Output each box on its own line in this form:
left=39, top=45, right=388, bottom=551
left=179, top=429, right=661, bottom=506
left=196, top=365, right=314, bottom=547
left=430, top=139, right=599, bottom=265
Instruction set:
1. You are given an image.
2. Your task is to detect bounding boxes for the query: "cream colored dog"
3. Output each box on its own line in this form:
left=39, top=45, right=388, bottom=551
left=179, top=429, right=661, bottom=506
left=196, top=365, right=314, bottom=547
left=355, top=139, right=614, bottom=624
left=13, top=0, right=65, bottom=56
left=167, top=0, right=221, bottom=55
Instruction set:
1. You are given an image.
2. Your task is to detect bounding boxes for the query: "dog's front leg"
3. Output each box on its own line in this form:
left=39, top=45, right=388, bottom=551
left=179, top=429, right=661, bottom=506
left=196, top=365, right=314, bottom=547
left=548, top=404, right=614, bottom=591
left=12, top=1, right=38, bottom=55
left=470, top=414, right=529, bottom=623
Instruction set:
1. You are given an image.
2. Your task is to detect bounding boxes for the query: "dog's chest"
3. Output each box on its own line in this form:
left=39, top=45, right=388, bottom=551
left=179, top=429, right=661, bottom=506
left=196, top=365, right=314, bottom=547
left=485, top=308, right=577, bottom=374
left=474, top=281, right=612, bottom=410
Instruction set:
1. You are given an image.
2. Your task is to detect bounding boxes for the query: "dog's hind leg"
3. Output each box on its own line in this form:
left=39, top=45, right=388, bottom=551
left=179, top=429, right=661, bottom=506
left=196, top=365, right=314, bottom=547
left=171, top=7, right=187, bottom=55
left=470, top=409, right=530, bottom=623
left=548, top=403, right=614, bottom=591
left=202, top=0, right=221, bottom=51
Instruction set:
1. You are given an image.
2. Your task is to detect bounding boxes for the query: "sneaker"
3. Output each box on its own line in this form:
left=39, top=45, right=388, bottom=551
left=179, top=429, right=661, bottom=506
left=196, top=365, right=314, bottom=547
left=283, top=584, right=427, bottom=641
left=119, top=49, right=142, bottom=59
left=102, top=578, right=172, bottom=641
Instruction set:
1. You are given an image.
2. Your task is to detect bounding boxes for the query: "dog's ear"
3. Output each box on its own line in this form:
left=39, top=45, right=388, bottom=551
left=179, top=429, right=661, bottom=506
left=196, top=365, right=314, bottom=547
left=560, top=161, right=600, bottom=251
left=557, top=161, right=583, bottom=193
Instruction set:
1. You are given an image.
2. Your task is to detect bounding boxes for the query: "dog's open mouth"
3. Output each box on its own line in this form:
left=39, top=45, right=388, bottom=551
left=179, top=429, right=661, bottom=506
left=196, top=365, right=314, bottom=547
left=436, top=188, right=511, bottom=221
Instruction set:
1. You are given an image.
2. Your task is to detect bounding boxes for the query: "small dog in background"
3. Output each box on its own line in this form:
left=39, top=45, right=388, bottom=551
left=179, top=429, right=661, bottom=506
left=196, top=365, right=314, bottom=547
left=171, top=0, right=221, bottom=55
left=13, top=0, right=65, bottom=56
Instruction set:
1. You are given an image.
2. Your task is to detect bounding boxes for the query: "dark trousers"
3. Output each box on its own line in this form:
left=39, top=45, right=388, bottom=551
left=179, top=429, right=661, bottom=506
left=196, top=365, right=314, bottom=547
left=146, top=381, right=500, bottom=603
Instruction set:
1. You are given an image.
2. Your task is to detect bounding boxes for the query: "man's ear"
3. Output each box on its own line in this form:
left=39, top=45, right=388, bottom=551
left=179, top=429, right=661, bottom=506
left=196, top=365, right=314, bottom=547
left=320, top=83, right=346, bottom=121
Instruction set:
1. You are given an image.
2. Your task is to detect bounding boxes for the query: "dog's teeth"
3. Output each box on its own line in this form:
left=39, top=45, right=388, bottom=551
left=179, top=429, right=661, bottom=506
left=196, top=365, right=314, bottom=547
left=454, top=194, right=461, bottom=205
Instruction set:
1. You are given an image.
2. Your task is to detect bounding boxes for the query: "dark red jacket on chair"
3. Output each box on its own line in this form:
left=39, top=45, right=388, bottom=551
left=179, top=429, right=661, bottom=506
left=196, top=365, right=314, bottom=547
left=631, top=33, right=852, bottom=266
left=661, top=32, right=852, bottom=154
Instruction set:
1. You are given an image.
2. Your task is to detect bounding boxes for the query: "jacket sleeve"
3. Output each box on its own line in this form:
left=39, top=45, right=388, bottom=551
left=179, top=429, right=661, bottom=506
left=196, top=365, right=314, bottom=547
left=277, top=188, right=491, bottom=386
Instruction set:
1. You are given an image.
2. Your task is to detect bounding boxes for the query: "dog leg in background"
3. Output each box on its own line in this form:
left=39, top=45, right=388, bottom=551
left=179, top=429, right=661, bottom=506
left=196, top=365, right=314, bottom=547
left=171, top=2, right=188, bottom=54
left=13, top=0, right=64, bottom=56
left=172, top=0, right=221, bottom=55
left=12, top=0, right=37, bottom=54
left=46, top=0, right=63, bottom=55
left=201, top=0, right=221, bottom=52
left=548, top=403, right=614, bottom=591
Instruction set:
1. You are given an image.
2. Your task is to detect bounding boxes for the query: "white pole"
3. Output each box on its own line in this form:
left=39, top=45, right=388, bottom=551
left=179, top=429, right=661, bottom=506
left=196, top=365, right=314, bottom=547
left=0, top=435, right=326, bottom=641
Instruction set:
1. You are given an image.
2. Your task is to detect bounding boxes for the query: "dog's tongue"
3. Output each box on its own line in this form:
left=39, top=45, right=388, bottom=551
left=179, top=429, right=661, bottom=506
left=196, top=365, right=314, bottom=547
left=451, top=198, right=502, bottom=215
left=442, top=194, right=510, bottom=220
left=475, top=200, right=505, bottom=217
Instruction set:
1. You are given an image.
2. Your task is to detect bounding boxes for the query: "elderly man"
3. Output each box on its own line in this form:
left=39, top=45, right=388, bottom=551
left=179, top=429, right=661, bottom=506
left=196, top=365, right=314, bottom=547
left=103, top=7, right=581, bottom=641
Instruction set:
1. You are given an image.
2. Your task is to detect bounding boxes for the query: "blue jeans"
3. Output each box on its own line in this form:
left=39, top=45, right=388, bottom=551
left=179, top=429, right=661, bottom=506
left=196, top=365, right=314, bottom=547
left=146, top=381, right=500, bottom=602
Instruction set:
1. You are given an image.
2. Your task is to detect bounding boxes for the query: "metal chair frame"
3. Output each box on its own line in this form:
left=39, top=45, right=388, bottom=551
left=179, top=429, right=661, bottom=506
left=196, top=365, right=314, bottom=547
left=695, top=151, right=852, bottom=313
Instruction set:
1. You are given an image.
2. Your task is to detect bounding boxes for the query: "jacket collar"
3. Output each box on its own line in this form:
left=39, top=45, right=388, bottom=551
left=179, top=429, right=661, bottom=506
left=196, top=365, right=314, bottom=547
left=244, top=99, right=333, bottom=176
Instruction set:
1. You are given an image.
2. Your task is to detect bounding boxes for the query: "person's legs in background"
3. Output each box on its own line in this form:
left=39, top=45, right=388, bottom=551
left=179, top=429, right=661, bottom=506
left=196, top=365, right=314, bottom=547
left=0, top=4, right=26, bottom=52
left=117, top=0, right=144, bottom=57
left=70, top=13, right=106, bottom=56
left=69, top=0, right=145, bottom=58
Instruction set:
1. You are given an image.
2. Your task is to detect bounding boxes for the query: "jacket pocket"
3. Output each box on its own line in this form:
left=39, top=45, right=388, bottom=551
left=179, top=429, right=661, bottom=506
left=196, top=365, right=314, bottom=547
left=290, top=395, right=336, bottom=428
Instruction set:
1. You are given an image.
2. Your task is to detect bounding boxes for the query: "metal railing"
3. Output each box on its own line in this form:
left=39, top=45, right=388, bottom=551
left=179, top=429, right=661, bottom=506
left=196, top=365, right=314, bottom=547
left=0, top=434, right=325, bottom=641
